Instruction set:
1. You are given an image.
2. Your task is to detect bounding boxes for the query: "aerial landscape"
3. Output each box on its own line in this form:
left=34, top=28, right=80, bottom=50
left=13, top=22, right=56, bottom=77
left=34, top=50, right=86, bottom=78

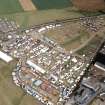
left=0, top=0, right=105, bottom=105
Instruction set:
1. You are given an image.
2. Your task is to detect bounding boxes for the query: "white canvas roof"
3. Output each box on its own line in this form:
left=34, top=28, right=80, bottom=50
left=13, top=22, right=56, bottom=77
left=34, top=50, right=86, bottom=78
left=0, top=51, right=13, bottom=63
left=95, top=62, right=105, bottom=71
left=26, top=60, right=45, bottom=74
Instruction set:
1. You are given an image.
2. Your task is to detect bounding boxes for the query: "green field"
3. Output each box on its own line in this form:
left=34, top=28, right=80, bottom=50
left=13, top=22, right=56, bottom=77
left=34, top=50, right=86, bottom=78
left=32, top=0, right=72, bottom=10
left=0, top=59, right=43, bottom=105
left=0, top=9, right=83, bottom=28
left=0, top=0, right=23, bottom=14
left=0, top=0, right=100, bottom=28
left=0, top=60, right=23, bottom=105
left=77, top=36, right=103, bottom=58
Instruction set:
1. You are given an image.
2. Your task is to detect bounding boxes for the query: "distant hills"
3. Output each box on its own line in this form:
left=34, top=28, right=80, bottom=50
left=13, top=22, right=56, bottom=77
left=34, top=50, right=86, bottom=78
left=72, top=0, right=105, bottom=12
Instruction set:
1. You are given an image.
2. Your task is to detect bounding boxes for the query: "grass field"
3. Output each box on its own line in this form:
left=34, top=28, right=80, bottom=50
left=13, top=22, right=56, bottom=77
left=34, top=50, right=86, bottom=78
left=77, top=36, right=103, bottom=58
left=44, top=21, right=90, bottom=51
left=0, top=59, right=43, bottom=105
left=0, top=0, right=23, bottom=14
left=61, top=31, right=90, bottom=50
left=0, top=60, right=23, bottom=105
left=32, top=0, right=72, bottom=10
left=0, top=0, right=100, bottom=28
left=0, top=9, right=83, bottom=28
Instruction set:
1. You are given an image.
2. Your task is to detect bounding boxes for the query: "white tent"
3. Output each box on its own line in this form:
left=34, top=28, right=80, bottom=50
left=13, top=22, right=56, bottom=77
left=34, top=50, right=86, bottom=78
left=26, top=60, right=45, bottom=74
left=0, top=51, right=13, bottom=63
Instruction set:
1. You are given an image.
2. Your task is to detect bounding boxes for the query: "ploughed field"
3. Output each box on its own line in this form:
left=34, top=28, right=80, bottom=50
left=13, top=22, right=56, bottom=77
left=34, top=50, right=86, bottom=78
left=72, top=0, right=105, bottom=11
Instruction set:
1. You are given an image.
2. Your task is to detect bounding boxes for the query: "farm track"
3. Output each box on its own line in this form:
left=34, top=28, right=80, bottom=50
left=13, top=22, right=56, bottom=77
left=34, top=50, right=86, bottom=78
left=19, top=0, right=37, bottom=11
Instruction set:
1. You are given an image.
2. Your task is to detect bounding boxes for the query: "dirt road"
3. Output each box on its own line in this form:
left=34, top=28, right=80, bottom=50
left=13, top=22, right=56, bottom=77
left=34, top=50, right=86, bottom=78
left=19, top=0, right=37, bottom=11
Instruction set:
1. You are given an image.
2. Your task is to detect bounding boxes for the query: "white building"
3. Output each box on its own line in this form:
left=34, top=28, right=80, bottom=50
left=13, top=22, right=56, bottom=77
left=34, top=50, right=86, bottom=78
left=0, top=51, right=13, bottom=63
left=26, top=60, right=46, bottom=74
